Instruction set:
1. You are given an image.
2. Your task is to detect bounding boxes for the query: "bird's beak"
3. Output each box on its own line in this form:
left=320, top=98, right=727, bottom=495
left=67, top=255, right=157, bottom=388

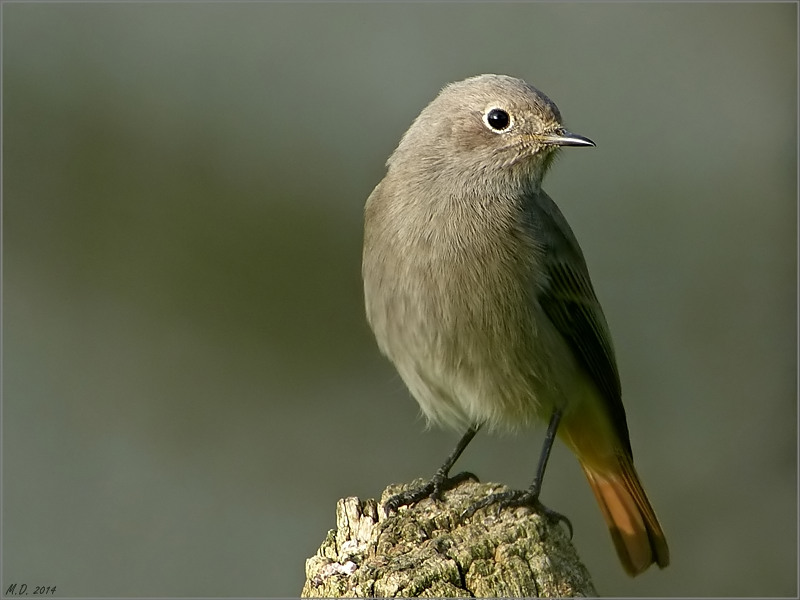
left=539, top=129, right=595, bottom=147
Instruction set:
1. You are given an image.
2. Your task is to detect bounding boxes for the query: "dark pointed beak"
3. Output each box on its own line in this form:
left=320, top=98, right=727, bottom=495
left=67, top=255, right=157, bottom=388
left=540, top=129, right=595, bottom=147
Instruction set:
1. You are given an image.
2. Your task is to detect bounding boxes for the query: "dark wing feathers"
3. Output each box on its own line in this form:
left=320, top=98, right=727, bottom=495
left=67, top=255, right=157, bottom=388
left=531, top=194, right=633, bottom=456
left=538, top=260, right=632, bottom=455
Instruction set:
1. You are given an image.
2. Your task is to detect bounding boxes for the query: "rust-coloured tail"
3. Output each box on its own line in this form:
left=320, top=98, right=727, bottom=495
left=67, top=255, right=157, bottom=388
left=580, top=455, right=670, bottom=576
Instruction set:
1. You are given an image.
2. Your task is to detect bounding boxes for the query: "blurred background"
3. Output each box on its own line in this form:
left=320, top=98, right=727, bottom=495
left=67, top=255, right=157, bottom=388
left=3, top=2, right=796, bottom=597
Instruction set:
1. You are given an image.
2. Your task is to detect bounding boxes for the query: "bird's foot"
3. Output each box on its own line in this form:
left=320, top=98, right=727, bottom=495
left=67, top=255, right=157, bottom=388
left=461, top=488, right=573, bottom=538
left=385, top=470, right=479, bottom=513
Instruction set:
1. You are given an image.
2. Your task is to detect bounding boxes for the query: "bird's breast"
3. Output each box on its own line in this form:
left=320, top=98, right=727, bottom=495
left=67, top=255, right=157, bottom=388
left=363, top=198, right=567, bottom=430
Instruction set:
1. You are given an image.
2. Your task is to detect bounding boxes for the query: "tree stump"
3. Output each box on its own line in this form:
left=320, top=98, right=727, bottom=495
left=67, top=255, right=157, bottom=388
left=302, top=479, right=597, bottom=597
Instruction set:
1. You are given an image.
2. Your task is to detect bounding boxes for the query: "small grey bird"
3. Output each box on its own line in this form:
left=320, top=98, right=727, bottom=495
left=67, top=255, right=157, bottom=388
left=362, top=74, right=668, bottom=576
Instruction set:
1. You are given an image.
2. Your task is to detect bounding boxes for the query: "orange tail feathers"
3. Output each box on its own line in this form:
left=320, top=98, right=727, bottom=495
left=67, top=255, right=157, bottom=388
left=581, top=455, right=670, bottom=576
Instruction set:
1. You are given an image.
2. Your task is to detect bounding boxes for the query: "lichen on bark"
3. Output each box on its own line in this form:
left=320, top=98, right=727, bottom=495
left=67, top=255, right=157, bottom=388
left=302, top=479, right=597, bottom=598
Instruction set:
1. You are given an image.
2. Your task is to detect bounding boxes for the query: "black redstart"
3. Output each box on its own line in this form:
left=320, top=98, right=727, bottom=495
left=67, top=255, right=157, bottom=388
left=362, top=74, right=668, bottom=576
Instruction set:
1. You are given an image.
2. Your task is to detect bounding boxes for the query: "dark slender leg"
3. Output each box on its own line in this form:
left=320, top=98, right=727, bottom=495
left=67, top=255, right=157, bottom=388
left=385, top=425, right=481, bottom=512
left=530, top=407, right=561, bottom=497
left=461, top=409, right=573, bottom=538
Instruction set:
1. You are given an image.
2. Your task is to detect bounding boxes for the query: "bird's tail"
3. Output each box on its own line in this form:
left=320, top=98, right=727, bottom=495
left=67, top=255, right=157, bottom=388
left=579, top=454, right=670, bottom=576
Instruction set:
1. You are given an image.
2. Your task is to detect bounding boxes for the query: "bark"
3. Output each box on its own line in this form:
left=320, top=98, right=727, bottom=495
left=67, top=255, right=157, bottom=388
left=302, top=479, right=597, bottom=598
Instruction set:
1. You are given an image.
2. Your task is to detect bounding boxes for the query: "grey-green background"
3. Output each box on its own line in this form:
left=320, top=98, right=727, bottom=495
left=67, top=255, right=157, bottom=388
left=3, top=2, right=796, bottom=597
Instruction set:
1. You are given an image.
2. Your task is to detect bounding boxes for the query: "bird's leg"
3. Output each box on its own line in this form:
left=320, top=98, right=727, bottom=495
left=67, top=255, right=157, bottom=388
left=384, top=425, right=480, bottom=512
left=461, top=408, right=573, bottom=538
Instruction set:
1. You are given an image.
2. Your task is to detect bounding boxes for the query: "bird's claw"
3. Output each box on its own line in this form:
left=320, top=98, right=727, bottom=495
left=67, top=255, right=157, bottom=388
left=461, top=489, right=573, bottom=539
left=385, top=470, right=479, bottom=513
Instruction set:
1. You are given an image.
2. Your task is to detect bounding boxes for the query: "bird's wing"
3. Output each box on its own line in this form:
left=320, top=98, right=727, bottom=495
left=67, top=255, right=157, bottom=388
left=531, top=192, right=632, bottom=454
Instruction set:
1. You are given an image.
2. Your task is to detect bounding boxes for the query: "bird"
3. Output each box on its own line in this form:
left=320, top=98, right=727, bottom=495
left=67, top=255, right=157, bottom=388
left=361, top=73, right=669, bottom=576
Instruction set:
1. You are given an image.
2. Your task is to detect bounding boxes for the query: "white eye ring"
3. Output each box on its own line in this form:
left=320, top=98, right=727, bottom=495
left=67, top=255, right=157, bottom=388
left=483, top=107, right=513, bottom=133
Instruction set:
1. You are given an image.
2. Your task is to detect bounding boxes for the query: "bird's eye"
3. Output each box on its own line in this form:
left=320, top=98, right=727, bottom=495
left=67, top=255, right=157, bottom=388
left=484, top=108, right=512, bottom=132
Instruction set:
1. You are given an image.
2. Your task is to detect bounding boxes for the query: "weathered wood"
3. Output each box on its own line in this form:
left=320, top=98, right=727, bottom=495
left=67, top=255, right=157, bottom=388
left=302, top=479, right=597, bottom=597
